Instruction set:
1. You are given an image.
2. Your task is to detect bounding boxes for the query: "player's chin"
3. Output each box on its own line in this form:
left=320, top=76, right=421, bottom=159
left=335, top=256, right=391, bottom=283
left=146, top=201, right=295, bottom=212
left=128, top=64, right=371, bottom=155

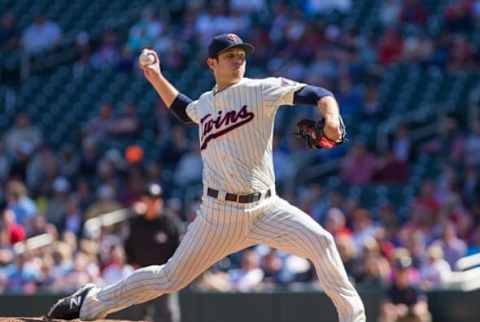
left=232, top=69, right=244, bottom=78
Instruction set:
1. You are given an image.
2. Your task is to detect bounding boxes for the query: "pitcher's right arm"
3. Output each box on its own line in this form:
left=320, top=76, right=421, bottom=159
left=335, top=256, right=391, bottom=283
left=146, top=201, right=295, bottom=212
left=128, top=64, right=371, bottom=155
left=140, top=49, right=195, bottom=125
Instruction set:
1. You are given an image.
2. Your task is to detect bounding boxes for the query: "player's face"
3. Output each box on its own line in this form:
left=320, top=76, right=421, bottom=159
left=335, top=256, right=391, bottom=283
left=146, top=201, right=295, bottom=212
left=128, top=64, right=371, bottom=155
left=141, top=196, right=163, bottom=219
left=208, top=47, right=246, bottom=83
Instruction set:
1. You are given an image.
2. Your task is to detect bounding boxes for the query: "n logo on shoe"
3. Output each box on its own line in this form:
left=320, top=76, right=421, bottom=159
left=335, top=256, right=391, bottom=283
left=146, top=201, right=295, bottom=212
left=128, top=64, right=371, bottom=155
left=70, top=296, right=82, bottom=309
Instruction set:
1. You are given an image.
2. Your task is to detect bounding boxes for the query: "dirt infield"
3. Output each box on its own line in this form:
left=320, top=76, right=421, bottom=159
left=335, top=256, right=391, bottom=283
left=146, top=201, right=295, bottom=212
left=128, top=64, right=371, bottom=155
left=0, top=318, right=142, bottom=322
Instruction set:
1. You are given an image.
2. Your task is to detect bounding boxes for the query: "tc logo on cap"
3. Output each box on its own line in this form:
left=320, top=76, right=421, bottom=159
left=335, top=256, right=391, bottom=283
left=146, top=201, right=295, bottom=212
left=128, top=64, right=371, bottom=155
left=226, top=33, right=241, bottom=42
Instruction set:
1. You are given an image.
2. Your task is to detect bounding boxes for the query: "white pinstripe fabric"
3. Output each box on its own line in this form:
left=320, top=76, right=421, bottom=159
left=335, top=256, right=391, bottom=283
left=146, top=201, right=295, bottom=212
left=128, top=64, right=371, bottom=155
left=80, top=195, right=365, bottom=322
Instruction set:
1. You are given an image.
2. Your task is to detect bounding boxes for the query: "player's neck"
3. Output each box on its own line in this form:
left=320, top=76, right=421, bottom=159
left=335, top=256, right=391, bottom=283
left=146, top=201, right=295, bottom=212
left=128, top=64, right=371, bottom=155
left=216, top=77, right=242, bottom=92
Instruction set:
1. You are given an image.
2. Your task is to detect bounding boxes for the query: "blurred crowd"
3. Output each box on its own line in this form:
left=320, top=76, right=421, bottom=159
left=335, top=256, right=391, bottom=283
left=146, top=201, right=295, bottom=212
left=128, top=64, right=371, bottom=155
left=0, top=3, right=480, bottom=322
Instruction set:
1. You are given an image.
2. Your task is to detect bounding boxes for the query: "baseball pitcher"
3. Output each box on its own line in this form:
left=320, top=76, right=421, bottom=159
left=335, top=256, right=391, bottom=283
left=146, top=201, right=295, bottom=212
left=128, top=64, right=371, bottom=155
left=48, top=33, right=365, bottom=322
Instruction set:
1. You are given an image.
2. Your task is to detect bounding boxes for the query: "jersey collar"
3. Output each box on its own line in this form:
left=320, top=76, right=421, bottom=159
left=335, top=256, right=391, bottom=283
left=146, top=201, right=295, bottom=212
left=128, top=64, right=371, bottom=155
left=212, top=78, right=246, bottom=96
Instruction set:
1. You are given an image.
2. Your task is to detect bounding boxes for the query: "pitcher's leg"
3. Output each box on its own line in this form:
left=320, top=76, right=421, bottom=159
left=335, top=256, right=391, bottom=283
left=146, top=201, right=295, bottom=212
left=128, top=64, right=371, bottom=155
left=249, top=197, right=366, bottom=322
left=81, top=207, right=245, bottom=320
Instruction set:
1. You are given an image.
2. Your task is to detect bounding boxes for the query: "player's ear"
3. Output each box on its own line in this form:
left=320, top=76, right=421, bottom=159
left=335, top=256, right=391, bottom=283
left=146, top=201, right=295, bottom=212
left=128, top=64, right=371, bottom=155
left=206, top=57, right=216, bottom=71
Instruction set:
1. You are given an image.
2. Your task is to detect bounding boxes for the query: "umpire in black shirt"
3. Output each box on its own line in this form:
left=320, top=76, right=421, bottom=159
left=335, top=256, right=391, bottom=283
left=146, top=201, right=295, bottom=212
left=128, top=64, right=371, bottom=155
left=124, top=183, right=183, bottom=322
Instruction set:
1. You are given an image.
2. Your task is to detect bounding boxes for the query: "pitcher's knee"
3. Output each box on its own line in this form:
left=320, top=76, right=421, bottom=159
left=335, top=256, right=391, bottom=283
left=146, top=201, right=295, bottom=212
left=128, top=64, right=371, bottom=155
left=152, top=268, right=188, bottom=293
left=161, top=276, right=187, bottom=293
left=315, top=229, right=335, bottom=248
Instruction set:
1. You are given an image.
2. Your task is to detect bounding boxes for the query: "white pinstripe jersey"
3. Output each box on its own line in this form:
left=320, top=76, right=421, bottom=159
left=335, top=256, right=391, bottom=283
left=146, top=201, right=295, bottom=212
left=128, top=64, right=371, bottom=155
left=186, top=77, right=306, bottom=193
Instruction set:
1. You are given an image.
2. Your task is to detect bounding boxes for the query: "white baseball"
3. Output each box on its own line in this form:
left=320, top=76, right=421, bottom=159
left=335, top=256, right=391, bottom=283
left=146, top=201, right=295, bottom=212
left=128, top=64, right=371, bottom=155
left=139, top=51, right=156, bottom=66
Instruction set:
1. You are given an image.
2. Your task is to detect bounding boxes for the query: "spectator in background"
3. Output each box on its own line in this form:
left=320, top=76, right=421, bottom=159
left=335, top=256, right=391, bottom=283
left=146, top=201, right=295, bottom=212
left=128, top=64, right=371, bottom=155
left=467, top=226, right=480, bottom=255
left=4, top=113, right=42, bottom=159
left=410, top=180, right=440, bottom=222
left=51, top=242, right=74, bottom=279
left=432, top=224, right=467, bottom=267
left=335, top=75, right=363, bottom=117
left=109, top=103, right=141, bottom=138
left=36, top=254, right=56, bottom=292
left=444, top=1, right=475, bottom=34
left=380, top=256, right=432, bottom=322
left=420, top=245, right=451, bottom=290
left=85, top=185, right=122, bottom=220
left=335, top=234, right=358, bottom=279
left=28, top=214, right=57, bottom=239
left=91, top=32, right=120, bottom=69
left=462, top=165, right=479, bottom=206
left=230, top=0, right=266, bottom=14
left=377, top=28, right=404, bottom=66
left=341, top=142, right=378, bottom=184
left=260, top=249, right=288, bottom=287
left=324, top=207, right=352, bottom=238
left=53, top=252, right=99, bottom=293
left=392, top=125, right=412, bottom=163
left=58, top=145, right=80, bottom=179
left=127, top=9, right=164, bottom=53
left=0, top=12, right=19, bottom=51
left=0, top=140, right=10, bottom=182
left=380, top=0, right=402, bottom=26
left=229, top=249, right=264, bottom=292
left=45, top=177, right=71, bottom=228
left=84, top=103, right=116, bottom=145
left=373, top=149, right=409, bottom=184
left=21, top=15, right=61, bottom=54
left=101, top=245, right=133, bottom=286
left=124, top=183, right=182, bottom=322
left=26, top=145, right=60, bottom=193
left=351, top=208, right=379, bottom=253
left=174, top=145, right=202, bottom=187
left=303, top=0, right=352, bottom=15
left=5, top=180, right=37, bottom=230
left=400, top=0, right=427, bottom=25
left=448, top=35, right=474, bottom=71
left=124, top=183, right=181, bottom=268
left=1, top=207, right=25, bottom=244
left=4, top=252, right=40, bottom=294
left=0, top=227, right=14, bottom=266
left=403, top=30, right=434, bottom=65
left=59, top=196, right=83, bottom=238
left=361, top=84, right=382, bottom=120
left=157, top=125, right=189, bottom=170
left=464, top=120, right=480, bottom=166
left=355, top=252, right=391, bottom=290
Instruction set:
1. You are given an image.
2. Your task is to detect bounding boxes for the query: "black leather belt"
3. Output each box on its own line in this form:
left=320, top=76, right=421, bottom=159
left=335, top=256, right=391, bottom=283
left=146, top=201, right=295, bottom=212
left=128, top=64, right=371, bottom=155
left=207, top=188, right=272, bottom=204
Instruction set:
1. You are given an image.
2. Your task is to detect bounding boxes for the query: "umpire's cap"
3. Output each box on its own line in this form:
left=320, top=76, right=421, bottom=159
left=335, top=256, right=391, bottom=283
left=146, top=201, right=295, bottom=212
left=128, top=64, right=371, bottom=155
left=143, top=183, right=163, bottom=198
left=208, top=33, right=254, bottom=58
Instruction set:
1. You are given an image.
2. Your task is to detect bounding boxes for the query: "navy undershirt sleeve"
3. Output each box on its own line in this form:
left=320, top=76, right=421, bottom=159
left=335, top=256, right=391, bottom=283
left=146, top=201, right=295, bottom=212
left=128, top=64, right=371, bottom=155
left=170, top=93, right=195, bottom=125
left=293, top=85, right=333, bottom=105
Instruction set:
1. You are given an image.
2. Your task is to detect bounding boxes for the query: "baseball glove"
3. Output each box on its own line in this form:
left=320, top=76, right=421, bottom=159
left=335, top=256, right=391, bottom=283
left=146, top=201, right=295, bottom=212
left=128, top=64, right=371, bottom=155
left=295, top=116, right=347, bottom=149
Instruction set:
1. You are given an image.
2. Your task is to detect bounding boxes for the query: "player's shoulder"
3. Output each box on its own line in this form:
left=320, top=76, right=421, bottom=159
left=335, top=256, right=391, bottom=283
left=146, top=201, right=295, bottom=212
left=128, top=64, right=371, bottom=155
left=251, top=76, right=300, bottom=88
left=199, top=90, right=213, bottom=99
left=194, top=90, right=214, bottom=104
left=241, top=77, right=280, bottom=89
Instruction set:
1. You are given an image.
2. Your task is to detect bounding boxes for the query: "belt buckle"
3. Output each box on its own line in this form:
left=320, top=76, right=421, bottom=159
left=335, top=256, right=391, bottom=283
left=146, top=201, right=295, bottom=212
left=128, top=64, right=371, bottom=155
left=225, top=193, right=238, bottom=202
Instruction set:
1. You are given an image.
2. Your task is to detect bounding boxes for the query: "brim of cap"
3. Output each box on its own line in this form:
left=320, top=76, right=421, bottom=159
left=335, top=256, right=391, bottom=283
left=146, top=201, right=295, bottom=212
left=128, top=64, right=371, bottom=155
left=212, top=43, right=255, bottom=57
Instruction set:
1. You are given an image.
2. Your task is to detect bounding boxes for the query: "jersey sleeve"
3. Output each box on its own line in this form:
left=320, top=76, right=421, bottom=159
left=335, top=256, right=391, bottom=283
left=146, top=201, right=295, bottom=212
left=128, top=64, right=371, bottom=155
left=185, top=100, right=200, bottom=124
left=262, top=77, right=306, bottom=113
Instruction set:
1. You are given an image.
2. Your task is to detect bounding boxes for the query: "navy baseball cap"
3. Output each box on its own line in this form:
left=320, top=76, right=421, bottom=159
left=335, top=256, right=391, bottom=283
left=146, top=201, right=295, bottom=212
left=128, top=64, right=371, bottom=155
left=143, top=183, right=163, bottom=198
left=208, top=33, right=254, bottom=58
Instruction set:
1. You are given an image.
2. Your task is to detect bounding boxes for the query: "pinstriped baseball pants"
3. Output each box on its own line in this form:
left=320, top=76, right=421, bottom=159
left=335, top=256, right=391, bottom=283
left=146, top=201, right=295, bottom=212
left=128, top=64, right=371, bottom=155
left=80, top=195, right=366, bottom=322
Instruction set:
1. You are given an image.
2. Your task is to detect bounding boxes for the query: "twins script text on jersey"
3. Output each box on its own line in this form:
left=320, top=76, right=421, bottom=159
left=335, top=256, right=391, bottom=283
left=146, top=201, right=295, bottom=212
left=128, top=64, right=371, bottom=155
left=200, top=105, right=254, bottom=150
